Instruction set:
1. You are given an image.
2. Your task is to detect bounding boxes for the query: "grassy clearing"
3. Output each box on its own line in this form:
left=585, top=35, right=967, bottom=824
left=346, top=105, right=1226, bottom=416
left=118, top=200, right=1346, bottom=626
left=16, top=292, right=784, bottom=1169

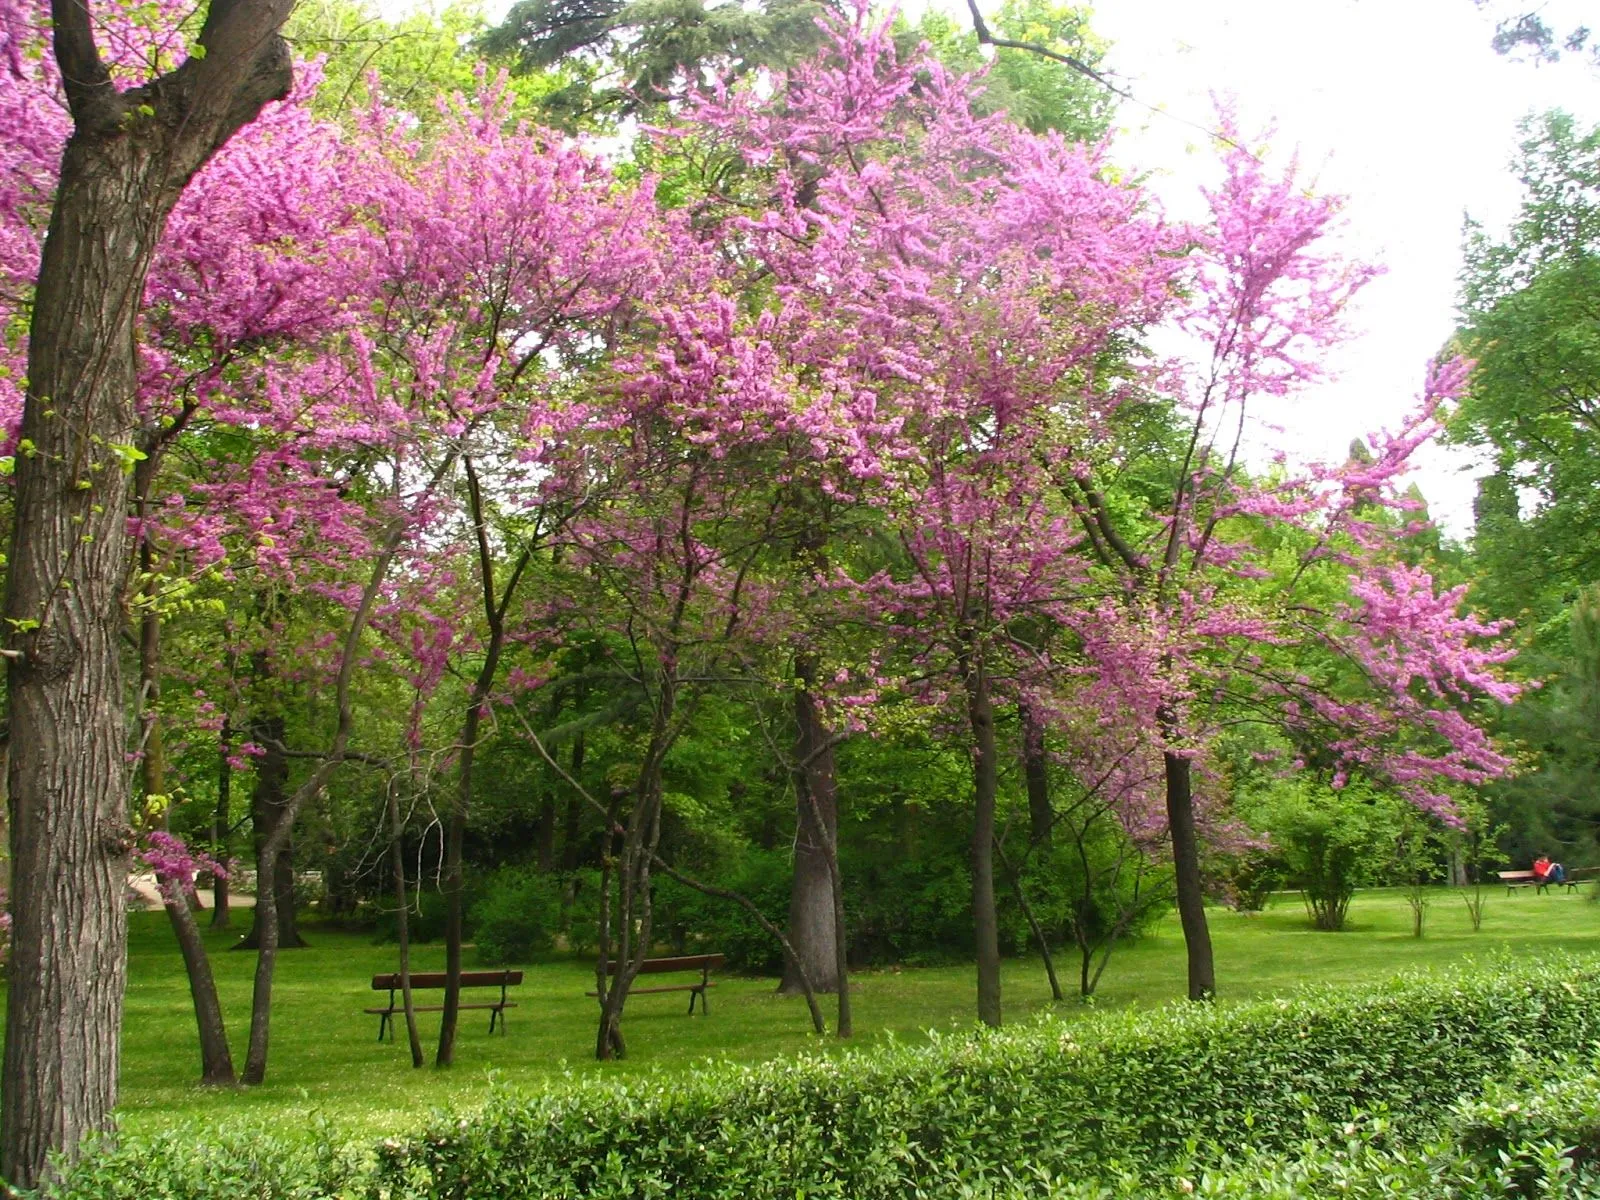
left=9, top=884, right=1596, bottom=1137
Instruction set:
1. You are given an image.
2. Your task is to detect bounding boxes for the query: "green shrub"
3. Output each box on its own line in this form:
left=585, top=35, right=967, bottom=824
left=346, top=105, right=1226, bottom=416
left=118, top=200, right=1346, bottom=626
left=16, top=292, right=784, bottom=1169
left=1260, top=783, right=1401, bottom=931
left=470, top=866, right=564, bottom=965
left=40, top=962, right=1600, bottom=1199
left=37, top=1120, right=364, bottom=1200
left=366, top=960, right=1600, bottom=1199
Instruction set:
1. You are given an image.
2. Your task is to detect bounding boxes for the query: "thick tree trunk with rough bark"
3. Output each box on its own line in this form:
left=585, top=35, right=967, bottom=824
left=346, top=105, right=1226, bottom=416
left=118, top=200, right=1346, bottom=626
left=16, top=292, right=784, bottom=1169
left=962, top=642, right=1003, bottom=1028
left=1163, top=749, right=1215, bottom=1000
left=2, top=1, right=295, bottom=1180
left=780, top=661, right=841, bottom=996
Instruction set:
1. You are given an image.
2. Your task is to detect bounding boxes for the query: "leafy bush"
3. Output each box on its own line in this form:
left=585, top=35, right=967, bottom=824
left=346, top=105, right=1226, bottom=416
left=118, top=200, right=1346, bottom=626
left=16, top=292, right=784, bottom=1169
left=470, top=866, right=564, bottom=965
left=41, top=962, right=1600, bottom=1199
left=1260, top=783, right=1401, bottom=930
left=1208, top=846, right=1281, bottom=913
left=993, top=1066, right=1600, bottom=1199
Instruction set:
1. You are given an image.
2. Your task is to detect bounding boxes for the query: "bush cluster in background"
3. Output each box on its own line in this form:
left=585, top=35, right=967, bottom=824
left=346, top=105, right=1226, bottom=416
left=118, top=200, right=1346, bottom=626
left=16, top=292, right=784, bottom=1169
left=40, top=960, right=1600, bottom=1199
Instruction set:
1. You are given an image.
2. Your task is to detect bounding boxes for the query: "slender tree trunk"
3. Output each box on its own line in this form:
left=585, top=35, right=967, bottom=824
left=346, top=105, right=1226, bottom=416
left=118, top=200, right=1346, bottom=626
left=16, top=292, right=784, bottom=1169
left=157, top=885, right=237, bottom=1083
left=781, top=657, right=841, bottom=995
left=1020, top=703, right=1052, bottom=847
left=237, top=492, right=430, bottom=1087
left=211, top=717, right=232, bottom=928
left=560, top=729, right=586, bottom=872
left=138, top=583, right=235, bottom=1084
left=1163, top=749, right=1215, bottom=1000
left=438, top=466, right=533, bottom=1067
left=962, top=641, right=1003, bottom=1028
left=596, top=690, right=674, bottom=1061
left=238, top=718, right=305, bottom=950
left=388, top=783, right=424, bottom=1068
left=435, top=696, right=478, bottom=1068
left=535, top=788, right=557, bottom=873
left=1000, top=845, right=1063, bottom=1002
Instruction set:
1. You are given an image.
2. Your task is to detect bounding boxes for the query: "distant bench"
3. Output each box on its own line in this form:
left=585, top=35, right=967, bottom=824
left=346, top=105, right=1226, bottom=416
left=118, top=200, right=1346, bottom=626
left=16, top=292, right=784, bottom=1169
left=587, top=953, right=724, bottom=1014
left=1497, top=868, right=1597, bottom=895
left=366, top=970, right=522, bottom=1041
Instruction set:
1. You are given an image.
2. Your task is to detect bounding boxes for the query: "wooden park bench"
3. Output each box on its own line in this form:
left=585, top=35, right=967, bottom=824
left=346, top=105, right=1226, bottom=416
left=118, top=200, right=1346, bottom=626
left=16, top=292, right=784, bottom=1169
left=1498, top=868, right=1597, bottom=895
left=1551, top=866, right=1598, bottom=894
left=587, top=953, right=724, bottom=1014
left=366, top=970, right=522, bottom=1041
left=1499, top=869, right=1540, bottom=895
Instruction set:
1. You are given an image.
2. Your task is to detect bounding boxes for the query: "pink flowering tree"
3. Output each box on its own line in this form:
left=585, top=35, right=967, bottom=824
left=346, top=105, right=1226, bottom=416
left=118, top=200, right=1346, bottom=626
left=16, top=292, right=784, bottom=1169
left=674, top=11, right=1180, bottom=1027
left=1049, top=141, right=1520, bottom=999
left=350, top=74, right=663, bottom=1066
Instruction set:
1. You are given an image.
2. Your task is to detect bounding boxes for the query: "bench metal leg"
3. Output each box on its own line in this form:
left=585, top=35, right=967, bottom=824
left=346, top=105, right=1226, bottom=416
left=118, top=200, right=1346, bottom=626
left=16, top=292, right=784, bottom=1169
left=378, top=1011, right=391, bottom=1042
left=488, top=1006, right=502, bottom=1035
left=688, top=985, right=707, bottom=1015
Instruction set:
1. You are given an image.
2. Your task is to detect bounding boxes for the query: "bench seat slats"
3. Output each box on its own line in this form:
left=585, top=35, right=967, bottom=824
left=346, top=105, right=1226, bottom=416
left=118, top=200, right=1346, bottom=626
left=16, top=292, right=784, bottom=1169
left=364, top=1002, right=518, bottom=1015
left=366, top=971, right=523, bottom=1040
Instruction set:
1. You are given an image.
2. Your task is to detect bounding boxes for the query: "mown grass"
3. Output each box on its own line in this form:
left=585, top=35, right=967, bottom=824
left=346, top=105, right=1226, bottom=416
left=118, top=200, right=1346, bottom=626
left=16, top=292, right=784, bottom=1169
left=7, top=883, right=1596, bottom=1137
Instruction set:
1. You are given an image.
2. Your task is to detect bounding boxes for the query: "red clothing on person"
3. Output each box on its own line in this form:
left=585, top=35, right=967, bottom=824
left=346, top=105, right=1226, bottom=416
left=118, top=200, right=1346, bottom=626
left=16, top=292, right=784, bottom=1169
left=1534, top=856, right=1553, bottom=880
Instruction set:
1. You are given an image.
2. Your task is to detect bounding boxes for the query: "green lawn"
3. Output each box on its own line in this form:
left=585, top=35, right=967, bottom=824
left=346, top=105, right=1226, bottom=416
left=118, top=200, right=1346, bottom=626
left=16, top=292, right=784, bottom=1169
left=15, top=884, right=1598, bottom=1137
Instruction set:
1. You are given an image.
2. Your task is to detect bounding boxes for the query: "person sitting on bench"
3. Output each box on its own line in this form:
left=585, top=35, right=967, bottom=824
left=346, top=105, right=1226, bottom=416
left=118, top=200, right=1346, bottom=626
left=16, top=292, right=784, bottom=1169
left=1535, top=855, right=1567, bottom=885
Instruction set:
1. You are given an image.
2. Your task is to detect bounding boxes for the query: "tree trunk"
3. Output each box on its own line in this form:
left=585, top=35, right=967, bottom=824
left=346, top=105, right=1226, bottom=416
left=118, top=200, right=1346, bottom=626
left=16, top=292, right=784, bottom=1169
left=1000, top=844, right=1063, bottom=1002
left=2, top=4, right=293, bottom=1178
left=434, top=704, right=475, bottom=1068
left=388, top=783, right=424, bottom=1068
left=595, top=690, right=674, bottom=1061
left=138, top=586, right=235, bottom=1084
left=1020, top=703, right=1052, bottom=847
left=157, top=884, right=236, bottom=1083
left=962, top=642, right=1003, bottom=1028
left=560, top=729, right=586, bottom=872
left=781, top=657, right=841, bottom=996
left=211, top=718, right=232, bottom=929
left=238, top=719, right=306, bottom=950
left=535, top=788, right=557, bottom=873
left=1164, top=749, right=1215, bottom=1000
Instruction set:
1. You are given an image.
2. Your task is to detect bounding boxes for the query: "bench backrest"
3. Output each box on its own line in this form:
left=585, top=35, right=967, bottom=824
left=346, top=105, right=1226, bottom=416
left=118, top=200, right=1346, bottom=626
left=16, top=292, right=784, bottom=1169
left=1498, top=870, right=1537, bottom=881
left=600, top=954, right=724, bottom=976
left=371, top=970, right=523, bottom=990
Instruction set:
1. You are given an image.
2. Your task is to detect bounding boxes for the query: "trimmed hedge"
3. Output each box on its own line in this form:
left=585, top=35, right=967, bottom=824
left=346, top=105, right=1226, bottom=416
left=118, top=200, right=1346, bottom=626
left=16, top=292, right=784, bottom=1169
left=39, top=959, right=1600, bottom=1199
left=988, top=1067, right=1600, bottom=1198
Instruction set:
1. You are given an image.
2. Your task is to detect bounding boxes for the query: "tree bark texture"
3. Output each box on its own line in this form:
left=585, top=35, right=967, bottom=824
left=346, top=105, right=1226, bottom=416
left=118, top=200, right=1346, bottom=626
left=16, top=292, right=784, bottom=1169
left=962, top=642, right=1003, bottom=1028
left=780, top=660, right=841, bottom=996
left=211, top=718, right=232, bottom=928
left=388, top=783, right=424, bottom=1068
left=238, top=718, right=305, bottom=950
left=1020, top=703, right=1052, bottom=847
left=1163, top=749, right=1215, bottom=1001
left=3, top=1, right=295, bottom=1179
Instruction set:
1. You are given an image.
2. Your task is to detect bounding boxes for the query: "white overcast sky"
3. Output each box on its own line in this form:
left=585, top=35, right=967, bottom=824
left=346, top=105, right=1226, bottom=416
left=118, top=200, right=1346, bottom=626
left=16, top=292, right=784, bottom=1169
left=1085, top=0, right=1596, bottom=537
left=386, top=0, right=1596, bottom=535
